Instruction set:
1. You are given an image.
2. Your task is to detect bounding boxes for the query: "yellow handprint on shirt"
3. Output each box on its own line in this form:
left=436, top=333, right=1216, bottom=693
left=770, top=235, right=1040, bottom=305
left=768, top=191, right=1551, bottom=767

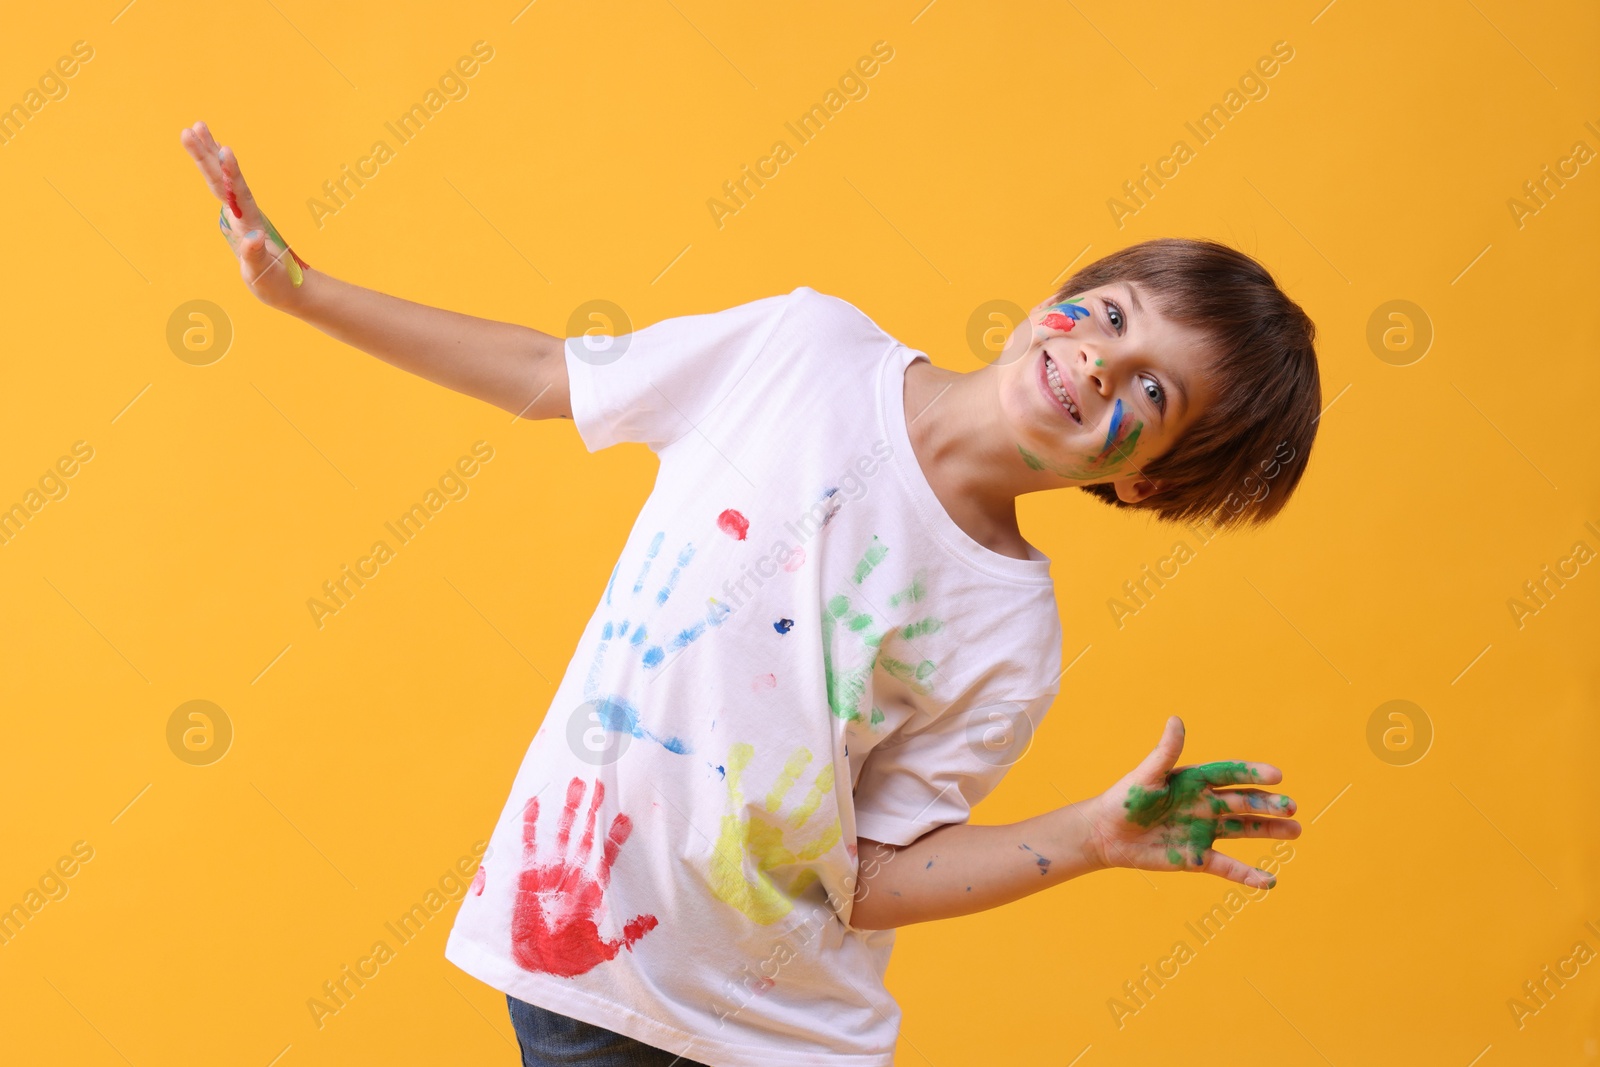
left=705, top=742, right=842, bottom=925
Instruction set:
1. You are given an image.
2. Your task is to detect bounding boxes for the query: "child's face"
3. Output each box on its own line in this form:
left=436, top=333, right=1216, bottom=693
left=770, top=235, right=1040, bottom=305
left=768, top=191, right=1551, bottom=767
left=998, top=281, right=1216, bottom=501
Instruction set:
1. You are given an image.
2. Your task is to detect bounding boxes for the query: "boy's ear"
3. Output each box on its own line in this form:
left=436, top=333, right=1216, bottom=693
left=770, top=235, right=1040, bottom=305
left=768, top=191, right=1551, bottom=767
left=1112, top=475, right=1167, bottom=505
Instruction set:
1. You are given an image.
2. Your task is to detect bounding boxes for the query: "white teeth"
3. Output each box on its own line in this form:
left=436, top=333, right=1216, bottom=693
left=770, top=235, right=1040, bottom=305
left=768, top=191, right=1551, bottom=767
left=1044, top=356, right=1079, bottom=421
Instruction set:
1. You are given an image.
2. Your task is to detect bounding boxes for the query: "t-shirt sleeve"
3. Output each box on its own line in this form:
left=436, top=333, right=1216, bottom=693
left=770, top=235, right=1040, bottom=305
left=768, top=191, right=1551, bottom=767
left=849, top=693, right=1056, bottom=848
left=562, top=291, right=794, bottom=453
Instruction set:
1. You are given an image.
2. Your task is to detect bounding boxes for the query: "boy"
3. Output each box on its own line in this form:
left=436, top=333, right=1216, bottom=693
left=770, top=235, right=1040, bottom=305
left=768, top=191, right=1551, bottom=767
left=182, top=120, right=1314, bottom=1067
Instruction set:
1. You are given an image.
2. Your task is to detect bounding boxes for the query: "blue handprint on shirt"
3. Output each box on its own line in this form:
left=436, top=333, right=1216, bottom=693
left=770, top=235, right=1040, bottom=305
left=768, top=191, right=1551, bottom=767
left=580, top=531, right=730, bottom=755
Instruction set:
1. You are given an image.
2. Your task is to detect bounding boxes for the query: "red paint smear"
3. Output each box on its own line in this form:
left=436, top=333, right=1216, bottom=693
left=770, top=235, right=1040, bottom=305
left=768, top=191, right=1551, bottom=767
left=290, top=248, right=310, bottom=270
left=752, top=673, right=777, bottom=690
left=1041, top=312, right=1077, bottom=332
left=221, top=168, right=243, bottom=220
left=511, top=776, right=659, bottom=978
left=471, top=866, right=486, bottom=895
left=716, top=509, right=749, bottom=540
left=783, top=547, right=806, bottom=572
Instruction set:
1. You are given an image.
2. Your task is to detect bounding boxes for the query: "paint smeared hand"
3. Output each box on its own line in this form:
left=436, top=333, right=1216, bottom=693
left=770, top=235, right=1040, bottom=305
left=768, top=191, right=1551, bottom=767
left=178, top=121, right=311, bottom=308
left=1084, top=716, right=1300, bottom=889
left=511, top=777, right=659, bottom=978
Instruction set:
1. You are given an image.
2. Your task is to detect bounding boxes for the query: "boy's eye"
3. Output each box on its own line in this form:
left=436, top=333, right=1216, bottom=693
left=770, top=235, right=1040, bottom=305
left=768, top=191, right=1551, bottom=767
left=1105, top=301, right=1124, bottom=332
left=1142, top=375, right=1166, bottom=412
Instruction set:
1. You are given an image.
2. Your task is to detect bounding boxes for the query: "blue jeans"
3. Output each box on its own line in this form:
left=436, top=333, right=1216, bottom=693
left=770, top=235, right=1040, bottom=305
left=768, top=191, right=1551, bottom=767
left=506, top=995, right=711, bottom=1067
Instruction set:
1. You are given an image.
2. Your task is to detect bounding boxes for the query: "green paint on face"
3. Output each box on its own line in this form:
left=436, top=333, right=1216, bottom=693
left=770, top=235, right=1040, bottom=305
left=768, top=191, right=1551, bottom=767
left=1122, top=761, right=1259, bottom=866
left=1094, top=358, right=1104, bottom=367
left=1018, top=445, right=1046, bottom=471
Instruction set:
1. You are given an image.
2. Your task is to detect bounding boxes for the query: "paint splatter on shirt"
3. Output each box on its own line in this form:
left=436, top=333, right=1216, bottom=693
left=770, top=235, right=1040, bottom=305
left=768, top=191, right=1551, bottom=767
left=446, top=287, right=1062, bottom=1067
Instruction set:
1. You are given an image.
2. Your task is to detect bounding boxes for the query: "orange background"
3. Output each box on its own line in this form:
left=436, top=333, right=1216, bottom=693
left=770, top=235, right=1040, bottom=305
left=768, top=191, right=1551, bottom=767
left=1, top=2, right=1596, bottom=1064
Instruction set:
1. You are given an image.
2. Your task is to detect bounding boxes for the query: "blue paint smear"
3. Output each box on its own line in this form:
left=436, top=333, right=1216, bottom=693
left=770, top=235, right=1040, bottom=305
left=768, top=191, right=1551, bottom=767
left=655, top=543, right=696, bottom=606
left=1101, top=398, right=1124, bottom=455
left=591, top=694, right=693, bottom=755
left=632, top=531, right=666, bottom=593
left=774, top=618, right=794, bottom=634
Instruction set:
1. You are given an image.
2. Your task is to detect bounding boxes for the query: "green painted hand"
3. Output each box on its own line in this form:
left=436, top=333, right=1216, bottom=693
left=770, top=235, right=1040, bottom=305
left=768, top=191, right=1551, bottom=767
left=179, top=121, right=311, bottom=309
left=704, top=742, right=842, bottom=925
left=1085, top=716, right=1300, bottom=889
left=821, top=535, right=942, bottom=727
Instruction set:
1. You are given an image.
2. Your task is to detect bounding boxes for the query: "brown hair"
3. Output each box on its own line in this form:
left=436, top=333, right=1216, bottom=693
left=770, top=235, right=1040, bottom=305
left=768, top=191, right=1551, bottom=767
left=1054, top=237, right=1321, bottom=530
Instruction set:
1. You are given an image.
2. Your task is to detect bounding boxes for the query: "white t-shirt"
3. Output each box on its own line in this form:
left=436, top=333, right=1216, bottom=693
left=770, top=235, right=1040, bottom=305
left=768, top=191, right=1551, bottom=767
left=445, top=287, right=1062, bottom=1067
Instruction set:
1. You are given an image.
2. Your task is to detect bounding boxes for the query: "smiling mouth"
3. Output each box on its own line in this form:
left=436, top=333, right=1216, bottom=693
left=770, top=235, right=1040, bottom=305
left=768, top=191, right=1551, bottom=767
left=1042, top=353, right=1082, bottom=424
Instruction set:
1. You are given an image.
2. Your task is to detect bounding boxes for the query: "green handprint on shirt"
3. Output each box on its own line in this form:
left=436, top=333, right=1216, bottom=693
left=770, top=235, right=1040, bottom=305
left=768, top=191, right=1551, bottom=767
left=704, top=742, right=842, bottom=926
left=821, top=535, right=944, bottom=727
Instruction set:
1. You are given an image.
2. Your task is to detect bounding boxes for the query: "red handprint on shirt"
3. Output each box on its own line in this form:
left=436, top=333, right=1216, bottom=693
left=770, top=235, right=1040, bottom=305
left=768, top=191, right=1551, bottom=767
left=511, top=776, right=660, bottom=978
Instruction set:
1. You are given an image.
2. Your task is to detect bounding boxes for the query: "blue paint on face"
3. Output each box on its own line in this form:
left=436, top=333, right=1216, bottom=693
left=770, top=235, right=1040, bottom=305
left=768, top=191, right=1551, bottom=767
left=1101, top=398, right=1124, bottom=455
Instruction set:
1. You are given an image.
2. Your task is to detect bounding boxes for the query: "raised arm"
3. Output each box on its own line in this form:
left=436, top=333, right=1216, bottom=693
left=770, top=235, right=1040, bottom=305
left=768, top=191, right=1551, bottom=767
left=848, top=716, right=1300, bottom=930
left=178, top=121, right=570, bottom=421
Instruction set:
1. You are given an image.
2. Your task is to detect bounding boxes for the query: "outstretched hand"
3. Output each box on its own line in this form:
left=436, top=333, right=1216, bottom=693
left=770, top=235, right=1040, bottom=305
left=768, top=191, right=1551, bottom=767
left=177, top=120, right=310, bottom=308
left=1085, top=716, right=1300, bottom=889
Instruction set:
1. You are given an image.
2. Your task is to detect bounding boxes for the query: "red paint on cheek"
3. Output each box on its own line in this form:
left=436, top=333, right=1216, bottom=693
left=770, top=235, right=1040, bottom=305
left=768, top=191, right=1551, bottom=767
left=1042, top=312, right=1076, bottom=332
left=717, top=509, right=749, bottom=540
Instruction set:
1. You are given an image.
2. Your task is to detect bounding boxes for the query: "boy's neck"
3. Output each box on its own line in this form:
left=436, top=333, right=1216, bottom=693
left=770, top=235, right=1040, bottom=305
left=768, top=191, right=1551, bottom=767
left=902, top=358, right=1036, bottom=561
